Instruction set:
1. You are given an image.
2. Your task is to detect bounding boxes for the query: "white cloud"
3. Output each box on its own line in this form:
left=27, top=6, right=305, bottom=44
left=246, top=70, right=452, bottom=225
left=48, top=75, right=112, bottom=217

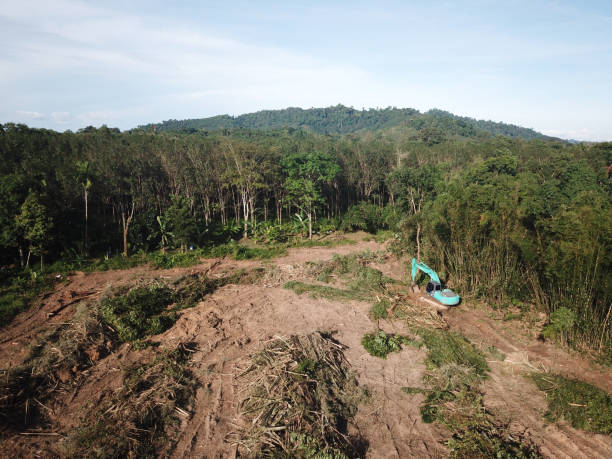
left=16, top=110, right=44, bottom=119
left=0, top=0, right=377, bottom=129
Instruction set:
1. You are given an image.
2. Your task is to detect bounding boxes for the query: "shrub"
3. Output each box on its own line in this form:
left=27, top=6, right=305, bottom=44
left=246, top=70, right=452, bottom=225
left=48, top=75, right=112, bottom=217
left=152, top=251, right=201, bottom=269
left=341, top=202, right=389, bottom=233
left=542, top=307, right=576, bottom=344
left=361, top=330, right=420, bottom=358
left=100, top=285, right=175, bottom=342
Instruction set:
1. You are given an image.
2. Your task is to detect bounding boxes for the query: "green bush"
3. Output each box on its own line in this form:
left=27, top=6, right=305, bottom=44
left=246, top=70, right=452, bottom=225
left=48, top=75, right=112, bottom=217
left=361, top=330, right=419, bottom=358
left=341, top=202, right=390, bottom=233
left=542, top=307, right=576, bottom=344
left=100, top=285, right=175, bottom=342
left=370, top=299, right=390, bottom=320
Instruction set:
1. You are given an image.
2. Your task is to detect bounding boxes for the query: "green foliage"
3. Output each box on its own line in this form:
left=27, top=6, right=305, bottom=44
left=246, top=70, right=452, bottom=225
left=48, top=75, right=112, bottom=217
left=446, top=427, right=541, bottom=459
left=165, top=195, right=197, bottom=250
left=141, top=105, right=552, bottom=139
left=341, top=202, right=390, bottom=233
left=0, top=270, right=53, bottom=327
left=0, top=113, right=609, bottom=356
left=542, top=307, right=576, bottom=344
left=529, top=373, right=612, bottom=434
left=15, top=191, right=53, bottom=266
left=361, top=330, right=420, bottom=358
left=402, top=328, right=539, bottom=457
left=99, top=285, right=175, bottom=342
left=152, top=251, right=201, bottom=269
left=369, top=299, right=390, bottom=320
left=419, top=329, right=489, bottom=378
left=232, top=244, right=286, bottom=260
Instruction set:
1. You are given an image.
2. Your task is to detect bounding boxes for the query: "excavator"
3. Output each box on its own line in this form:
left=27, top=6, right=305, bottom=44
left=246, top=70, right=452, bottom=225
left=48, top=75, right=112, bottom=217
left=411, top=258, right=460, bottom=306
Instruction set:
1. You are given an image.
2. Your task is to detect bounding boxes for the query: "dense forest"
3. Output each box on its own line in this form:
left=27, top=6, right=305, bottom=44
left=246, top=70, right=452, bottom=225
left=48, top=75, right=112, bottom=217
left=140, top=105, right=556, bottom=140
left=0, top=117, right=610, bottom=354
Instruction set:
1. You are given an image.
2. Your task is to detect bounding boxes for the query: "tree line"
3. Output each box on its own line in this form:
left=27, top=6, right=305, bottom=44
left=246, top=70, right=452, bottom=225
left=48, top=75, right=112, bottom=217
left=0, top=122, right=610, bottom=351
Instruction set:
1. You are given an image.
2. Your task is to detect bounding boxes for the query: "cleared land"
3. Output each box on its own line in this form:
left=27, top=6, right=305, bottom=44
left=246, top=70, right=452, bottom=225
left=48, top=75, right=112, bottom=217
left=1, top=234, right=610, bottom=458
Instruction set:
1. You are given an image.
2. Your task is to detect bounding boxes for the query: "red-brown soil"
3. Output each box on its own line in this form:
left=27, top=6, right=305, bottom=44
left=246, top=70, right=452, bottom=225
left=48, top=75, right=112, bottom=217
left=1, top=233, right=610, bottom=458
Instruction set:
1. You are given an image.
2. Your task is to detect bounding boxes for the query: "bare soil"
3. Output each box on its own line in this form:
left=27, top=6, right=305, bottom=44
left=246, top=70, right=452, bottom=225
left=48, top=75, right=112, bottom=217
left=1, top=233, right=610, bottom=458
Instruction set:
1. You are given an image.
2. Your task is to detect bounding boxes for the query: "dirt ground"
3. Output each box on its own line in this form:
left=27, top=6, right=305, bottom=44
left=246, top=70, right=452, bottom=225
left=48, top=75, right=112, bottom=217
left=1, top=233, right=610, bottom=458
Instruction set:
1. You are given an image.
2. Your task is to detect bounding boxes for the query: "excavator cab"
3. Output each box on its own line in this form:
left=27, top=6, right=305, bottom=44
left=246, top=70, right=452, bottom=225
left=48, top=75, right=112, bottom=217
left=426, top=281, right=441, bottom=294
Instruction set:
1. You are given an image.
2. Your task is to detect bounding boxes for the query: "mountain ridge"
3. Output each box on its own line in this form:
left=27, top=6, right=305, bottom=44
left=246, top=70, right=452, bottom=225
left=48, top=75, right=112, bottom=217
left=138, top=104, right=557, bottom=141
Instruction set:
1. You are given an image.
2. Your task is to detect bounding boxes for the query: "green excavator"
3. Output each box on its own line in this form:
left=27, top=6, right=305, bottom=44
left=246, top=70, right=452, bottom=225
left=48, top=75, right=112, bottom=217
left=411, top=258, right=460, bottom=306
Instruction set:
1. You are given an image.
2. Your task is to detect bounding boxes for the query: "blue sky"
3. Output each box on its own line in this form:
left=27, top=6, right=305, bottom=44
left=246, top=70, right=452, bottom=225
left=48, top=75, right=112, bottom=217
left=1, top=0, right=611, bottom=140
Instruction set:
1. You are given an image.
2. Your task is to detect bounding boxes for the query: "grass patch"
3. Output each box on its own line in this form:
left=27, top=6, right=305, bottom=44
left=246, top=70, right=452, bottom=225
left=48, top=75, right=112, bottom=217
left=362, top=230, right=395, bottom=243
left=446, top=426, right=541, bottom=458
left=402, top=328, right=539, bottom=457
left=419, top=329, right=489, bottom=377
left=65, top=345, right=197, bottom=458
left=503, top=312, right=522, bottom=321
left=232, top=245, right=286, bottom=260
left=361, top=330, right=421, bottom=358
left=234, top=332, right=367, bottom=458
left=487, top=345, right=506, bottom=361
left=529, top=373, right=612, bottom=434
left=152, top=251, right=202, bottom=269
left=289, top=237, right=357, bottom=248
left=0, top=269, right=55, bottom=328
left=311, top=251, right=393, bottom=292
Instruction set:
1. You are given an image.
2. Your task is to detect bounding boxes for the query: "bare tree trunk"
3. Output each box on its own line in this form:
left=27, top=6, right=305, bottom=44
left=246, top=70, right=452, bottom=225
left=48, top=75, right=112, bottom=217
left=416, top=222, right=421, bottom=262
left=84, top=188, right=89, bottom=254
left=249, top=196, right=255, bottom=225
left=26, top=250, right=31, bottom=268
left=121, top=202, right=135, bottom=257
left=308, top=212, right=313, bottom=239
left=18, top=246, right=24, bottom=268
left=40, top=254, right=44, bottom=272
left=242, top=191, right=249, bottom=239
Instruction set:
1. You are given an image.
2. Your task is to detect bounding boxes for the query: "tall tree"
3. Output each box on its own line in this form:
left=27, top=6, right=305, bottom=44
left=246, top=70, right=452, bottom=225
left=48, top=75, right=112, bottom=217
left=282, top=152, right=340, bottom=239
left=15, top=191, right=53, bottom=270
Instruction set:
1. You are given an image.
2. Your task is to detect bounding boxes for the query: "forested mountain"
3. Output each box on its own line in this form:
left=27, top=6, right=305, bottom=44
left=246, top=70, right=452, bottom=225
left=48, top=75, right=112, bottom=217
left=139, top=105, right=556, bottom=140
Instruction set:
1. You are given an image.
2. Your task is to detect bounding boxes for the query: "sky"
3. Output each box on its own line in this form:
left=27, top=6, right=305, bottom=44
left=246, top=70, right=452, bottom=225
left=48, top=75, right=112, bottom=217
left=1, top=0, right=611, bottom=141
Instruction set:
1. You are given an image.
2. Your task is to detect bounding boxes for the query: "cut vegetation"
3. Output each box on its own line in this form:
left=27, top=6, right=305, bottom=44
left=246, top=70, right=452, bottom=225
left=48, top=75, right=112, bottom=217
left=233, top=332, right=367, bottom=458
left=529, top=373, right=612, bottom=435
left=403, top=328, right=540, bottom=457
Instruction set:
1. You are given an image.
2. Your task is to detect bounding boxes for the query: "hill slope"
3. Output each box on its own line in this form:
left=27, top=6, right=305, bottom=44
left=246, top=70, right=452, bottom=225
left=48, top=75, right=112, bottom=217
left=139, top=105, right=555, bottom=140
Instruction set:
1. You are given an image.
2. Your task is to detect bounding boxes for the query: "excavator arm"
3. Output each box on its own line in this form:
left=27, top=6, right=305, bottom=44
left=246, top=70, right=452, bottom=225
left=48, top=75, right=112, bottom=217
left=411, top=258, right=441, bottom=284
